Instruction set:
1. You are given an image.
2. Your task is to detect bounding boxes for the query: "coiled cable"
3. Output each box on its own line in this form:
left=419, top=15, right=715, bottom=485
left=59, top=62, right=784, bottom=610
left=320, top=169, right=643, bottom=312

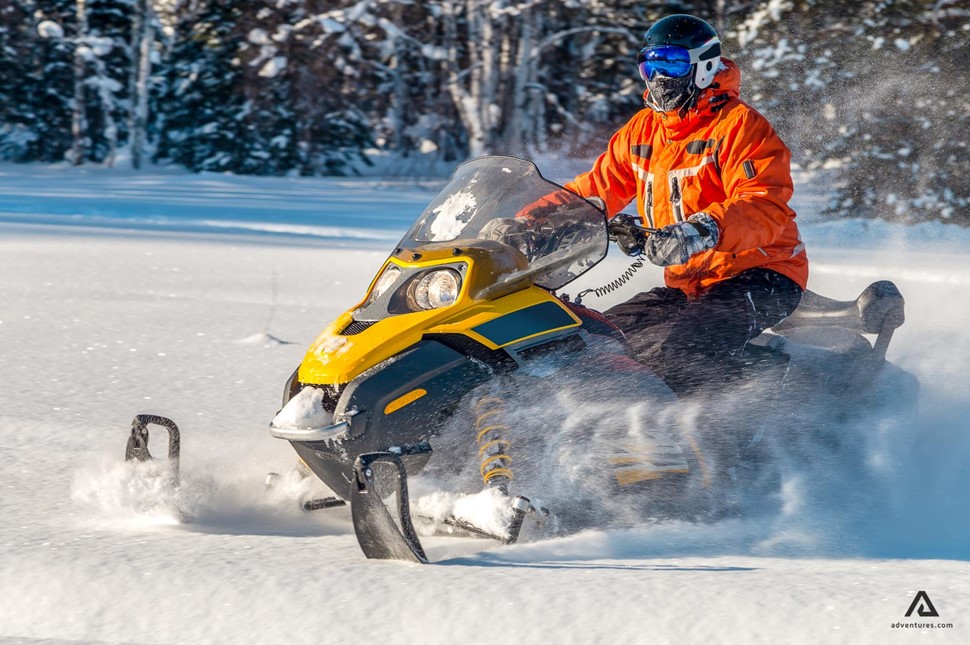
left=574, top=254, right=647, bottom=305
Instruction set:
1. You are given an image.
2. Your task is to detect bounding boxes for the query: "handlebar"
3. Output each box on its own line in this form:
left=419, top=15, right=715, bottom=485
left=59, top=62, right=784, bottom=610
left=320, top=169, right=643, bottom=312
left=608, top=214, right=656, bottom=256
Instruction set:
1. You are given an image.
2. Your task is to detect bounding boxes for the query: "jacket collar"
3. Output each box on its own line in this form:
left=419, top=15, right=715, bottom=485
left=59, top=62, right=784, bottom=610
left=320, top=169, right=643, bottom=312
left=643, top=58, right=741, bottom=134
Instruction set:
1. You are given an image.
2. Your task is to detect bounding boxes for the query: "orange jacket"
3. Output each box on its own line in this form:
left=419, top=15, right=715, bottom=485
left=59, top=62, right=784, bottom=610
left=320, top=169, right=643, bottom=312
left=565, top=59, right=808, bottom=299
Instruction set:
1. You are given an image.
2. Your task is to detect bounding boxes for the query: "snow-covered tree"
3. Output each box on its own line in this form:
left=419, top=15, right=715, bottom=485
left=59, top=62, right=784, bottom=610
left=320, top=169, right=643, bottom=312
left=155, top=0, right=372, bottom=175
left=127, top=0, right=158, bottom=169
left=10, top=0, right=143, bottom=165
left=1, top=0, right=967, bottom=221
left=0, top=1, right=41, bottom=160
left=727, top=0, right=969, bottom=224
left=236, top=0, right=373, bottom=175
left=153, top=0, right=245, bottom=171
left=18, top=1, right=78, bottom=162
left=829, top=1, right=969, bottom=223
left=350, top=0, right=649, bottom=161
left=76, top=0, right=136, bottom=165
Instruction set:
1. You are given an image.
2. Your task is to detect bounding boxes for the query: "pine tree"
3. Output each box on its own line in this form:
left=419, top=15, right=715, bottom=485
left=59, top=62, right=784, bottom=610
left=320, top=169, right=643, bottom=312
left=280, top=0, right=377, bottom=174
left=0, top=1, right=37, bottom=160
left=154, top=0, right=246, bottom=172
left=21, top=0, right=77, bottom=162
left=156, top=0, right=372, bottom=175
left=256, top=0, right=373, bottom=175
left=81, top=0, right=134, bottom=164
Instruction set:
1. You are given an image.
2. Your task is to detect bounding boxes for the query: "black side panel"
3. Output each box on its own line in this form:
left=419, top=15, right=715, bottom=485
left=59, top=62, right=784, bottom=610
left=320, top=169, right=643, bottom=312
left=425, top=332, right=518, bottom=372
left=292, top=340, right=492, bottom=496
left=342, top=340, right=492, bottom=446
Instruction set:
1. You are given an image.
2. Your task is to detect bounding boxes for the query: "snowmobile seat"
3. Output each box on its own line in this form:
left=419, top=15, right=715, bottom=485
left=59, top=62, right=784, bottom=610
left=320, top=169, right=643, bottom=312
left=769, top=281, right=904, bottom=361
left=563, top=300, right=626, bottom=343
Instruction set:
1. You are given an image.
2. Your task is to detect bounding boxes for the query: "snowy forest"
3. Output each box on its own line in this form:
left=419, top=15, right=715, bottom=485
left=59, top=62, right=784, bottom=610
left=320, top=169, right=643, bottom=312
left=0, top=0, right=967, bottom=223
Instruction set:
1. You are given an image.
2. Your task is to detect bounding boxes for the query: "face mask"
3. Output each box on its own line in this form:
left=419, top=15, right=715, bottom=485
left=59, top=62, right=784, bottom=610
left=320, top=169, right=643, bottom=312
left=646, top=73, right=694, bottom=112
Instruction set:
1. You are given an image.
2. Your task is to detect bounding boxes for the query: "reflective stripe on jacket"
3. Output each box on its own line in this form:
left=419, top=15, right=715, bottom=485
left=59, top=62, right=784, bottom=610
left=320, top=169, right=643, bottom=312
left=565, top=59, right=808, bottom=299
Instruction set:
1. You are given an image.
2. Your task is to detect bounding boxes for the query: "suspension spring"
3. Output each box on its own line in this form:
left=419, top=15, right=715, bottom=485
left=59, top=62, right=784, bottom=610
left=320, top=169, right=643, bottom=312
left=474, top=395, right=513, bottom=492
left=575, top=255, right=647, bottom=305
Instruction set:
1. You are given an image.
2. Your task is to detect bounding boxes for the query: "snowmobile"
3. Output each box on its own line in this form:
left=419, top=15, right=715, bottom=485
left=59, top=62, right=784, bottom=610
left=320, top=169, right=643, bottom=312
left=268, top=155, right=917, bottom=563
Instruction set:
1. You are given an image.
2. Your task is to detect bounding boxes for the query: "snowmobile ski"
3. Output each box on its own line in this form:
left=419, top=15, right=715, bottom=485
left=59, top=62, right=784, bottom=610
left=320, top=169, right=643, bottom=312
left=350, top=452, right=429, bottom=563
left=125, top=414, right=181, bottom=484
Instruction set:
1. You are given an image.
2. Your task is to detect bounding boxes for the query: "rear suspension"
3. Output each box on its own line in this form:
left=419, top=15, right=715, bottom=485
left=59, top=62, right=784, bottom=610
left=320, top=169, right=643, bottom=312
left=475, top=395, right=513, bottom=492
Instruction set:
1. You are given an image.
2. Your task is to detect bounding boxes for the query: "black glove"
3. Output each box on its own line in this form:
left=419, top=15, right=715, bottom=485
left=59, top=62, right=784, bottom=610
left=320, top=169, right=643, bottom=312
left=614, top=230, right=644, bottom=257
left=608, top=215, right=648, bottom=257
left=643, top=213, right=720, bottom=267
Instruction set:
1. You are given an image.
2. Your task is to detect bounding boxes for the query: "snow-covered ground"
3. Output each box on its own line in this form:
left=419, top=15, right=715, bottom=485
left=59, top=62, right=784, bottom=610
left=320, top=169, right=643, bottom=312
left=1, top=162, right=968, bottom=644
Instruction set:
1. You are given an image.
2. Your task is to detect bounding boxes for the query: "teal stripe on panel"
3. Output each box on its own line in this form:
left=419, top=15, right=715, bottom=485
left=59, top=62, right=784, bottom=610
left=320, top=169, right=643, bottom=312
left=472, top=301, right=577, bottom=347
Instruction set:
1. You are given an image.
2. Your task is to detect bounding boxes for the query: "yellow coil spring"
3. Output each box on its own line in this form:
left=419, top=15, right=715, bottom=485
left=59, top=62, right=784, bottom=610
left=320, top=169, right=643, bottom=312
left=475, top=396, right=513, bottom=486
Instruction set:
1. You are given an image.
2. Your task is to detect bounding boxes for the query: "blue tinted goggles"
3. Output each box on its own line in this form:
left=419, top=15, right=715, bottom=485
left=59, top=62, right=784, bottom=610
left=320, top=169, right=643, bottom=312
left=637, top=46, right=693, bottom=80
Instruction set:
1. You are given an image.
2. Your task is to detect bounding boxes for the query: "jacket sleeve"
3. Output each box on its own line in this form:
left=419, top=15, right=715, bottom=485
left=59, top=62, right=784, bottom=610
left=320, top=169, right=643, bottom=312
left=564, top=119, right=639, bottom=218
left=704, top=109, right=796, bottom=253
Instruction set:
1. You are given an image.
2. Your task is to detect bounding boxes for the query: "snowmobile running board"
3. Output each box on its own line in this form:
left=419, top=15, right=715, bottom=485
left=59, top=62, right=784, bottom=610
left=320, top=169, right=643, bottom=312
left=125, top=414, right=181, bottom=484
left=350, top=451, right=537, bottom=563
left=420, top=495, right=538, bottom=545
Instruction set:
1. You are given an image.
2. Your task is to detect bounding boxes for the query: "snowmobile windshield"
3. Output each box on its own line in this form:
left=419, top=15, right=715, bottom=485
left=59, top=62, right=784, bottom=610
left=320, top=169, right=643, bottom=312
left=400, top=156, right=608, bottom=290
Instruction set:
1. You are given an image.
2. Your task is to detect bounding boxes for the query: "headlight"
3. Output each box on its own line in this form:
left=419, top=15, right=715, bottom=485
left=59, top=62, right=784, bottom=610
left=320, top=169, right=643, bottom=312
left=367, top=265, right=402, bottom=304
left=409, top=269, right=461, bottom=310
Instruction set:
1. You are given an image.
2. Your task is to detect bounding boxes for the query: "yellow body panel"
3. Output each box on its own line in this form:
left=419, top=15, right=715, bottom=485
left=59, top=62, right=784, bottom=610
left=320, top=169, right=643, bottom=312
left=297, top=248, right=581, bottom=386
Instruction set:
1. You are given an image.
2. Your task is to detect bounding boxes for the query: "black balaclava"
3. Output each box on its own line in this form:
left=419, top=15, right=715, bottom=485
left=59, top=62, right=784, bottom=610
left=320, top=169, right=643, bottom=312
left=646, top=73, right=694, bottom=112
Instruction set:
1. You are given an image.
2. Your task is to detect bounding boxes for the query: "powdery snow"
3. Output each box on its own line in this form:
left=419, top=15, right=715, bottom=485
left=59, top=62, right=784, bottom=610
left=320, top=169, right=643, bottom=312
left=0, top=165, right=967, bottom=644
left=271, top=386, right=333, bottom=431
left=311, top=332, right=351, bottom=365
left=259, top=56, right=288, bottom=78
left=414, top=487, right=516, bottom=539
left=36, top=20, right=65, bottom=40
left=428, top=189, right=477, bottom=241
left=248, top=28, right=270, bottom=45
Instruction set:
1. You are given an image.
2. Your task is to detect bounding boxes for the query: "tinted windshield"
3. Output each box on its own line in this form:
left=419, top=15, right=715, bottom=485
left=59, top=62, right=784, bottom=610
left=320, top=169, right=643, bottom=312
left=399, top=156, right=608, bottom=290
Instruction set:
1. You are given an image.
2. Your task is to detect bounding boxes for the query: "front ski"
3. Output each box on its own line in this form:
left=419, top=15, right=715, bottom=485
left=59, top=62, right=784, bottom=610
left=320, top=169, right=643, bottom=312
left=125, top=414, right=181, bottom=484
left=350, top=452, right=428, bottom=563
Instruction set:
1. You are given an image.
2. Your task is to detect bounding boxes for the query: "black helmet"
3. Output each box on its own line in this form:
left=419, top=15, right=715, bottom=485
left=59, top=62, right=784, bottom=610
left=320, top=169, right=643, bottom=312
left=639, top=14, right=722, bottom=94
left=643, top=14, right=719, bottom=50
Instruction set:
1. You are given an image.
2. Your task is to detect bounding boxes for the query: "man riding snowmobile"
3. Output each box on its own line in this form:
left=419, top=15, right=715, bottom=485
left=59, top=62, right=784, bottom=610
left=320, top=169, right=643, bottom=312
left=263, top=17, right=915, bottom=564
left=558, top=14, right=807, bottom=396
left=267, top=154, right=913, bottom=563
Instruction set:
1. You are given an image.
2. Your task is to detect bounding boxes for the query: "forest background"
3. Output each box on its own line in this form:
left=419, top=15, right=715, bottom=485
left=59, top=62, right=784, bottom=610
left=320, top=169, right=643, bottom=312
left=1, top=0, right=967, bottom=223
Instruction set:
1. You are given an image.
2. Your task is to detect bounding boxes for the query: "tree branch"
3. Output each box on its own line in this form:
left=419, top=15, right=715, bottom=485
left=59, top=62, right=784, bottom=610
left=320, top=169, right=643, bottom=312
left=528, top=26, right=640, bottom=63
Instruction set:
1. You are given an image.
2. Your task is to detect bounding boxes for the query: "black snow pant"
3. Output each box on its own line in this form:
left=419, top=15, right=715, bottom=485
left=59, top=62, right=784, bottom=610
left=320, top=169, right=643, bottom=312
left=603, top=268, right=803, bottom=397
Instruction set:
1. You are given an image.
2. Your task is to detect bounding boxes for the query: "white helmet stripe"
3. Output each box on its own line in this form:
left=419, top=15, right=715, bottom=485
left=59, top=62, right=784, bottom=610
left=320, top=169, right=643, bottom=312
left=688, top=37, right=721, bottom=64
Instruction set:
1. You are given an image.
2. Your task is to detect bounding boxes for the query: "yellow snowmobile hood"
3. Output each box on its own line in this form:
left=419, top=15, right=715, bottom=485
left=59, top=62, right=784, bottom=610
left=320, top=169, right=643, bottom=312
left=298, top=240, right=582, bottom=386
